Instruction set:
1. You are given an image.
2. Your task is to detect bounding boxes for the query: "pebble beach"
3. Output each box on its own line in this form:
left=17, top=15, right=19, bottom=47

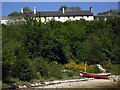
left=35, top=77, right=119, bottom=88
left=18, top=75, right=119, bottom=89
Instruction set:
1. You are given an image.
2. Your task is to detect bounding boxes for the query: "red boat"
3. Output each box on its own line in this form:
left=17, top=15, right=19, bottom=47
left=80, top=72, right=111, bottom=79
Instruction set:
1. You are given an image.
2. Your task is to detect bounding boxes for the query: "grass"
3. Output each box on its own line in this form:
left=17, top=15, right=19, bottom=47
left=2, top=77, right=26, bottom=89
left=110, top=64, right=120, bottom=75
left=2, top=83, right=11, bottom=89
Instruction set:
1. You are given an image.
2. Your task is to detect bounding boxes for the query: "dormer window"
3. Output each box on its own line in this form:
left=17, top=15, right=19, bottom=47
left=73, top=16, right=75, bottom=18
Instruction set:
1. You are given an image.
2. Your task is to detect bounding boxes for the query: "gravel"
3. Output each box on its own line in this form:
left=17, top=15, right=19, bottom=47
left=39, top=76, right=119, bottom=88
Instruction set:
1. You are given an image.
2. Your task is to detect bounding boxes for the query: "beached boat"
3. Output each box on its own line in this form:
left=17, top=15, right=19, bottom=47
left=80, top=62, right=111, bottom=79
left=80, top=72, right=111, bottom=79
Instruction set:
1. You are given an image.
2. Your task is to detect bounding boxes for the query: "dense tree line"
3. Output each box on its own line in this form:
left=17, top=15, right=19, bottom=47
left=2, top=16, right=120, bottom=82
left=97, top=9, right=119, bottom=16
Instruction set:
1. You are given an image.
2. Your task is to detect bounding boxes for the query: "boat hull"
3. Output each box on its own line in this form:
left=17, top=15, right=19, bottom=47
left=80, top=72, right=111, bottom=79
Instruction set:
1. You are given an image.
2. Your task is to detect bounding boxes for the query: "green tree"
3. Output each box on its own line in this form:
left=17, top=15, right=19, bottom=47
left=8, top=7, right=31, bottom=17
left=23, top=7, right=32, bottom=11
left=59, top=5, right=68, bottom=11
left=8, top=11, right=21, bottom=16
left=97, top=9, right=119, bottom=16
left=67, top=6, right=81, bottom=11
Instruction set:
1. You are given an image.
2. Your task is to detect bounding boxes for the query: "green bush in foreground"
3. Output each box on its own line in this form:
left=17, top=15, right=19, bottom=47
left=13, top=59, right=35, bottom=81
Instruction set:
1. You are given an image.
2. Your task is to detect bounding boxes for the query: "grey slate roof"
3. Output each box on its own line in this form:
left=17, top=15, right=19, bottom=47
left=23, top=10, right=93, bottom=17
left=1, top=10, right=93, bottom=20
left=39, top=10, right=93, bottom=17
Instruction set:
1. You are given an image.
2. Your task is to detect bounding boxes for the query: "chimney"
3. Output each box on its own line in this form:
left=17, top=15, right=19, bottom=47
left=108, top=12, right=111, bottom=16
left=20, top=8, right=23, bottom=13
left=34, top=7, right=36, bottom=14
left=62, top=7, right=65, bottom=14
left=90, top=6, right=92, bottom=12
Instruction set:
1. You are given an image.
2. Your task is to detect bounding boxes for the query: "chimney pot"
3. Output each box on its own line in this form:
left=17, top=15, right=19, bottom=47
left=62, top=7, right=65, bottom=14
left=34, top=7, right=36, bottom=14
left=21, top=8, right=23, bottom=13
left=90, top=6, right=92, bottom=12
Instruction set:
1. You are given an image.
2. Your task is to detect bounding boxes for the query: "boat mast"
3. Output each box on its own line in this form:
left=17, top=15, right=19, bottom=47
left=85, top=61, right=87, bottom=72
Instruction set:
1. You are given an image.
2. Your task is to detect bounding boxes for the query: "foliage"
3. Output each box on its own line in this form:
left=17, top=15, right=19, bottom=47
left=67, top=6, right=81, bottom=11
left=8, top=11, right=21, bottom=16
left=97, top=9, right=119, bottom=16
left=65, top=61, right=100, bottom=73
left=33, top=57, right=49, bottom=78
left=8, top=7, right=31, bottom=16
left=48, top=62, right=63, bottom=79
left=59, top=6, right=81, bottom=11
left=13, top=59, right=35, bottom=81
left=59, top=5, right=68, bottom=11
left=2, top=16, right=120, bottom=83
left=23, top=7, right=32, bottom=11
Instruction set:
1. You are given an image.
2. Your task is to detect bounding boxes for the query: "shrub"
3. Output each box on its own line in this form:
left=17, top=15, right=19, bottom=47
left=65, top=61, right=100, bottom=73
left=48, top=61, right=63, bottom=79
left=33, top=57, right=49, bottom=78
left=87, top=65, right=100, bottom=73
left=65, top=61, right=86, bottom=71
left=13, top=59, right=35, bottom=81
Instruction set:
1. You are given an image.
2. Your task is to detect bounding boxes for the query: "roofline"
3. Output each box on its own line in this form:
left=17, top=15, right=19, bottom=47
left=40, top=15, right=93, bottom=17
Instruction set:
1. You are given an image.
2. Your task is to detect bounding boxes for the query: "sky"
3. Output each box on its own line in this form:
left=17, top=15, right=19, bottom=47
left=2, top=2, right=119, bottom=16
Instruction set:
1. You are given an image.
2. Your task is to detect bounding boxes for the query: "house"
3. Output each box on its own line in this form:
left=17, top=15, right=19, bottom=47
left=94, top=10, right=119, bottom=21
left=1, top=6, right=94, bottom=24
left=94, top=14, right=119, bottom=21
left=23, top=7, right=94, bottom=22
left=1, top=16, right=23, bottom=24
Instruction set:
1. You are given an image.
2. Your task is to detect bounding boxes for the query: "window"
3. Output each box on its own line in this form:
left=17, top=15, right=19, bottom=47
left=73, top=16, right=75, bottom=18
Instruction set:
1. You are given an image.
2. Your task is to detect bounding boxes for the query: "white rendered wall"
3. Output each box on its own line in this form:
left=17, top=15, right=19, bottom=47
left=58, top=17, right=65, bottom=22
left=41, top=17, right=45, bottom=22
left=83, top=16, right=94, bottom=21
left=1, top=20, right=8, bottom=24
left=41, top=16, right=94, bottom=23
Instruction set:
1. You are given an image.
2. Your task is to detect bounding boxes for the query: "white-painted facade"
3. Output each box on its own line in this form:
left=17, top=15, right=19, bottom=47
left=40, top=16, right=94, bottom=23
left=1, top=20, right=8, bottom=24
left=1, top=17, right=24, bottom=24
left=1, top=15, right=94, bottom=24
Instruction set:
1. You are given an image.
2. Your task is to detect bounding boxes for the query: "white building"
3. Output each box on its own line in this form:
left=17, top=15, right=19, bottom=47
left=1, top=7, right=94, bottom=24
left=38, top=7, right=94, bottom=22
left=1, top=16, right=23, bottom=24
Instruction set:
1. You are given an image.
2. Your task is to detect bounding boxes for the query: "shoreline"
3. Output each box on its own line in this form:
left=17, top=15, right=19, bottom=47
left=18, top=75, right=119, bottom=89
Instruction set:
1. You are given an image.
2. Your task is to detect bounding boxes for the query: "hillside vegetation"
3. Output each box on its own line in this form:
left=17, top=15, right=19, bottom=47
left=2, top=17, right=120, bottom=85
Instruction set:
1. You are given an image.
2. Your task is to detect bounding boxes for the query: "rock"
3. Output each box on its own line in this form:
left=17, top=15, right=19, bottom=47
left=10, top=83, right=19, bottom=89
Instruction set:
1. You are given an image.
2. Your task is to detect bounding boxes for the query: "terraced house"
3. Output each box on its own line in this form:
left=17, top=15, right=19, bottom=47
left=1, top=6, right=94, bottom=24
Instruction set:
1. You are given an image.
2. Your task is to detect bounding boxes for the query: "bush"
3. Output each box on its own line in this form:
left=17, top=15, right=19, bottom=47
left=87, top=65, right=100, bottom=73
left=65, top=61, right=100, bottom=73
left=33, top=57, right=49, bottom=78
left=65, top=61, right=86, bottom=71
left=48, top=61, right=63, bottom=79
left=13, top=59, right=35, bottom=81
